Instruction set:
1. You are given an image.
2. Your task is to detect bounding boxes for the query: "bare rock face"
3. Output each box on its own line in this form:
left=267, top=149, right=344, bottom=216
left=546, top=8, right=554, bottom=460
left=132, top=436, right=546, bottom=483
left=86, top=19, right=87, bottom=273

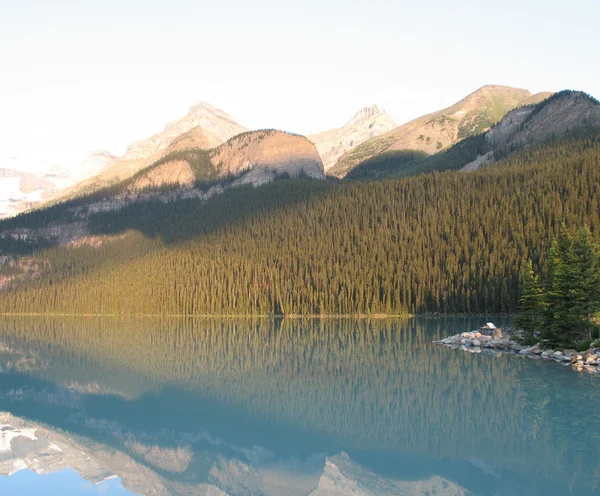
left=130, top=160, right=196, bottom=190
left=128, top=130, right=324, bottom=192
left=164, top=125, right=222, bottom=154
left=329, top=85, right=551, bottom=178
left=209, top=130, right=325, bottom=183
left=309, top=105, right=396, bottom=171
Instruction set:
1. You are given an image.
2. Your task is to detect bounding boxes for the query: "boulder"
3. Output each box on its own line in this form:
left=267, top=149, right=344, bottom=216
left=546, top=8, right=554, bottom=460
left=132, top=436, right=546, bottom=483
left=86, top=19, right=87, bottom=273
left=493, top=329, right=503, bottom=339
left=519, top=348, right=533, bottom=355
left=553, top=351, right=563, bottom=360
left=473, top=339, right=481, bottom=347
left=563, top=349, right=577, bottom=357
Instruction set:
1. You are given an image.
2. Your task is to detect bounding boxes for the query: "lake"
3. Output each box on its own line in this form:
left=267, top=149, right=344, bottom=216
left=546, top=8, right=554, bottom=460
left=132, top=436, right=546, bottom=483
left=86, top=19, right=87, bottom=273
left=0, top=316, right=598, bottom=495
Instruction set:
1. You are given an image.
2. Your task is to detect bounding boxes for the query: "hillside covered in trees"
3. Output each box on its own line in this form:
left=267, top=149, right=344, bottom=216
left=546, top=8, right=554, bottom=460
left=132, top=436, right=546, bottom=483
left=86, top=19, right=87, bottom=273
left=0, top=129, right=599, bottom=315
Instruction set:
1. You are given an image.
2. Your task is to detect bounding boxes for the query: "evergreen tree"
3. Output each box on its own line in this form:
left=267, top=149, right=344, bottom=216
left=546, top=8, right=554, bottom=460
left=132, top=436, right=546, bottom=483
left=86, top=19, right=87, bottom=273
left=542, top=226, right=600, bottom=348
left=514, top=260, right=545, bottom=344
left=572, top=226, right=600, bottom=339
left=543, top=228, right=581, bottom=348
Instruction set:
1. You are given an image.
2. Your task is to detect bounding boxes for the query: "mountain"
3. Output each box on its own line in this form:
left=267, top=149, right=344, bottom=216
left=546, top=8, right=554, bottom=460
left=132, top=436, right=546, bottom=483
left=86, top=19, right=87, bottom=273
left=468, top=90, right=600, bottom=165
left=127, top=129, right=324, bottom=191
left=345, top=91, right=599, bottom=180
left=58, top=102, right=248, bottom=198
left=0, top=102, right=246, bottom=218
left=163, top=125, right=222, bottom=154
left=309, top=105, right=396, bottom=171
left=0, top=150, right=118, bottom=218
left=126, top=101, right=245, bottom=160
left=328, top=85, right=552, bottom=177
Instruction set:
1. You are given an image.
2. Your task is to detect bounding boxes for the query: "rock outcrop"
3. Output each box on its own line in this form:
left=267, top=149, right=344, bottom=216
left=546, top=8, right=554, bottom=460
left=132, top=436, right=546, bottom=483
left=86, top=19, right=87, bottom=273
left=435, top=330, right=600, bottom=373
left=164, top=125, right=222, bottom=154
left=129, top=129, right=324, bottom=191
left=309, top=105, right=396, bottom=171
left=130, top=160, right=196, bottom=190
left=329, top=85, right=552, bottom=177
left=210, top=130, right=324, bottom=182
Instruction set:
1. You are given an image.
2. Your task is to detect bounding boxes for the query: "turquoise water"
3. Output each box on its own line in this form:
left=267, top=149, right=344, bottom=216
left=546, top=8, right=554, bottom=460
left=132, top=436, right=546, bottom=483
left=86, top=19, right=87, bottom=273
left=0, top=316, right=598, bottom=495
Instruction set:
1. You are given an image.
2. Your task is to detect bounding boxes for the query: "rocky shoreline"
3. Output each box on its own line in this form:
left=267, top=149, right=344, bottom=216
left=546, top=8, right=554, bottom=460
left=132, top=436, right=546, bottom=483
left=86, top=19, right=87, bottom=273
left=434, top=328, right=600, bottom=374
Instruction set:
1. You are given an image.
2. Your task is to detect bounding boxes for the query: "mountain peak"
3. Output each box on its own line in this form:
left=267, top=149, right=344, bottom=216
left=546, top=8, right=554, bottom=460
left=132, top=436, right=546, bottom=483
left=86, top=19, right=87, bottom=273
left=309, top=105, right=396, bottom=170
left=347, top=105, right=389, bottom=125
left=188, top=100, right=226, bottom=115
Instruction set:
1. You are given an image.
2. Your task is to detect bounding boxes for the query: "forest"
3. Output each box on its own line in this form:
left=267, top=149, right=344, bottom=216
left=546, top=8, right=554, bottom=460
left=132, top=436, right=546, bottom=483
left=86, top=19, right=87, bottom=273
left=0, top=133, right=599, bottom=316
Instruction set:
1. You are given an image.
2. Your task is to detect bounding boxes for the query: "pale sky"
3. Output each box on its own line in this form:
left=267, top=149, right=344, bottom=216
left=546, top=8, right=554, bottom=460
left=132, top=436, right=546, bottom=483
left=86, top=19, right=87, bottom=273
left=1, top=0, right=599, bottom=169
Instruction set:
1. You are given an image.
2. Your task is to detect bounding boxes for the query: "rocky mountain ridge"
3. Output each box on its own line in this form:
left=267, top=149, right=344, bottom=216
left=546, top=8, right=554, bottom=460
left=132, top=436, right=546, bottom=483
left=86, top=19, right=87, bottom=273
left=328, top=85, right=553, bottom=177
left=460, top=90, right=600, bottom=171
left=309, top=105, right=396, bottom=170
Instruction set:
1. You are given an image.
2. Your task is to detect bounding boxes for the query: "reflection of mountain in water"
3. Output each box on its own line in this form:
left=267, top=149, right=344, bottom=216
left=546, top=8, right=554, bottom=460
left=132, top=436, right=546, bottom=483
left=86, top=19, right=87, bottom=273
left=0, top=316, right=598, bottom=495
left=0, top=412, right=470, bottom=496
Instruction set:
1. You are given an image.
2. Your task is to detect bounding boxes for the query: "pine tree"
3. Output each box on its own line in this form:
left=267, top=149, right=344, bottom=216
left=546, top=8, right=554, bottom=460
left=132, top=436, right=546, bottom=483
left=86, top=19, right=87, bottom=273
left=572, top=226, right=600, bottom=340
left=543, top=228, right=581, bottom=348
left=541, top=226, right=600, bottom=348
left=514, top=260, right=545, bottom=344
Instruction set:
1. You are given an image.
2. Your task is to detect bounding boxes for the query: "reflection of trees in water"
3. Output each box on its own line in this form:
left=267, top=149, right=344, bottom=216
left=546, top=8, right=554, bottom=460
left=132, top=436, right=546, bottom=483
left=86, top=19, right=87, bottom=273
left=0, top=316, right=598, bottom=488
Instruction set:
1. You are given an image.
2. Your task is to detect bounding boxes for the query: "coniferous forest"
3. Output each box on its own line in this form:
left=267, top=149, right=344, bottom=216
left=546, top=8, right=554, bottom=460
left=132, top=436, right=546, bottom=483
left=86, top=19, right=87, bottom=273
left=0, top=134, right=599, bottom=316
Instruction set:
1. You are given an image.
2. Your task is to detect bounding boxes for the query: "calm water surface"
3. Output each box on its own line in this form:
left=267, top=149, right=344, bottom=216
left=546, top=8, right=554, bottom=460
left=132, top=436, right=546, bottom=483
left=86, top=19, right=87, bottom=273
left=0, top=316, right=598, bottom=495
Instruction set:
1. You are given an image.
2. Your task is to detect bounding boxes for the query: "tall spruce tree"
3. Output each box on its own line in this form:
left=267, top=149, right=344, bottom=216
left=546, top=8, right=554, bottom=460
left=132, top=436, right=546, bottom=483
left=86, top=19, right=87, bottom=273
left=543, top=227, right=581, bottom=348
left=514, top=260, right=546, bottom=344
left=572, top=227, right=600, bottom=339
left=542, top=225, right=600, bottom=348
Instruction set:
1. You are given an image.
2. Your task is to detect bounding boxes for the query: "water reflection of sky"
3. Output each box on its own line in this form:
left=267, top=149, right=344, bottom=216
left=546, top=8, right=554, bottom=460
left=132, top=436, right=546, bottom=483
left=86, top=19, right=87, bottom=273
left=0, top=469, right=133, bottom=496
